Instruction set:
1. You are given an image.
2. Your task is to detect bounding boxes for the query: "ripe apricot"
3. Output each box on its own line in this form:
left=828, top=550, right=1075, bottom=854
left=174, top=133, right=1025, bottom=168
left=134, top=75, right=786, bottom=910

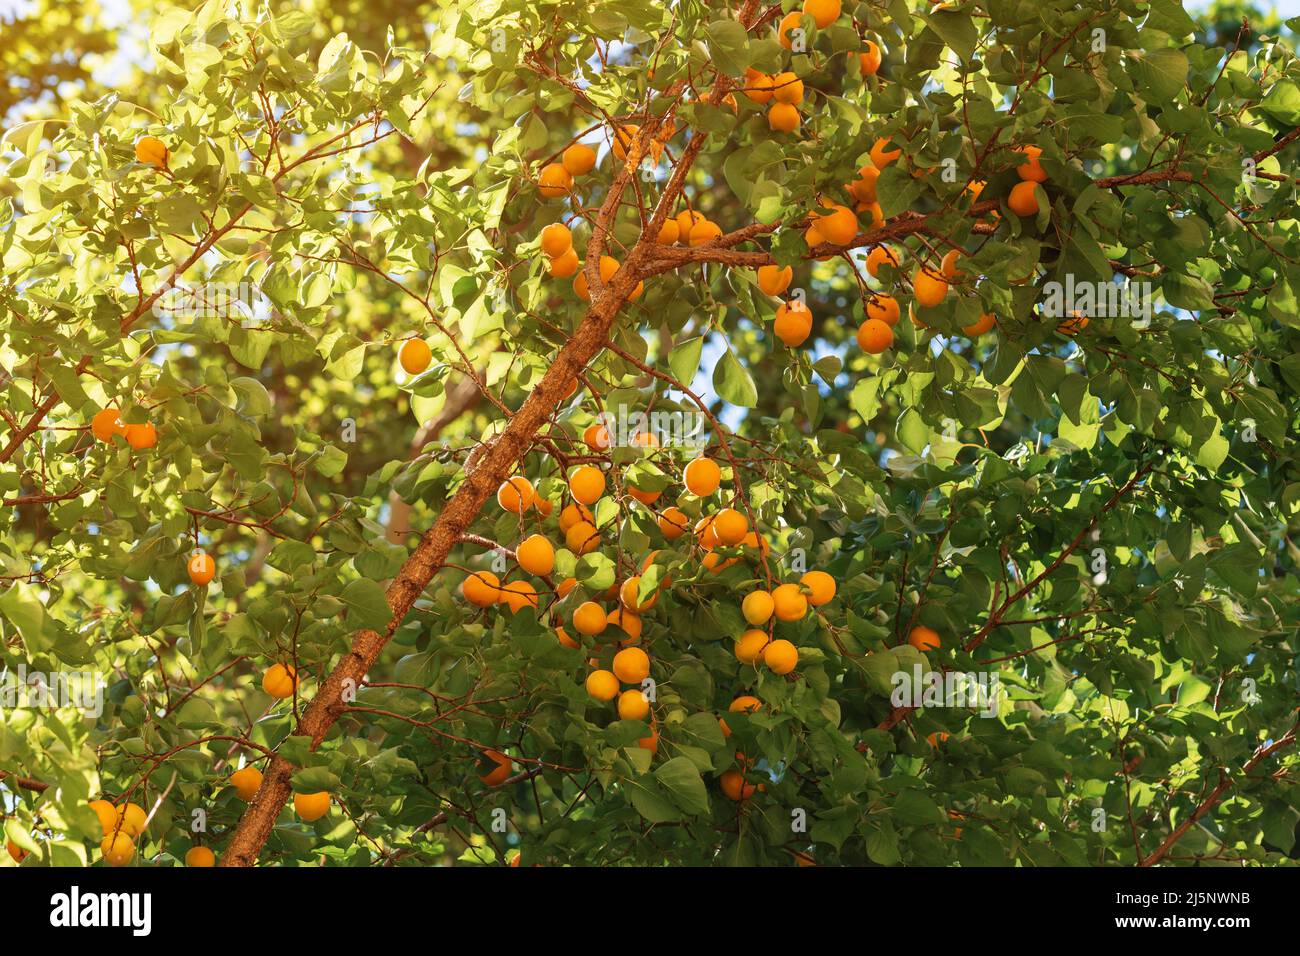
left=771, top=71, right=804, bottom=105
left=870, top=137, right=902, bottom=169
left=859, top=40, right=882, bottom=76
left=618, top=689, right=650, bottom=720
left=684, top=457, right=722, bottom=496
left=768, top=102, right=800, bottom=132
left=562, top=143, right=596, bottom=176
left=757, top=264, right=793, bottom=297
left=858, top=201, right=886, bottom=230
left=556, top=625, right=579, bottom=648
left=772, top=582, right=808, bottom=621
left=464, top=570, right=500, bottom=607
left=804, top=0, right=841, bottom=28
left=720, top=769, right=756, bottom=800
left=777, top=11, right=804, bottom=48
left=586, top=669, right=619, bottom=701
left=627, top=484, right=661, bottom=506
left=658, top=506, right=689, bottom=540
left=865, top=245, right=897, bottom=277
left=501, top=580, right=539, bottom=614
left=559, top=502, right=594, bottom=532
left=675, top=209, right=705, bottom=242
left=800, top=570, right=836, bottom=606
left=656, top=219, right=680, bottom=244
left=569, top=465, right=606, bottom=505
left=517, top=534, right=555, bottom=576
left=688, top=219, right=722, bottom=246
left=742, top=532, right=770, bottom=558
left=814, top=203, right=858, bottom=245
left=230, top=767, right=263, bottom=801
left=610, top=124, right=639, bottom=162
left=963, top=312, right=997, bottom=336
left=6, top=840, right=28, bottom=863
left=121, top=422, right=156, bottom=450
left=638, top=728, right=660, bottom=754
left=565, top=520, right=600, bottom=555
left=101, top=832, right=135, bottom=866
left=856, top=318, right=894, bottom=354
left=185, top=846, right=215, bottom=867
left=262, top=663, right=297, bottom=700
left=294, top=791, right=331, bottom=822
left=865, top=293, right=900, bottom=326
left=743, top=68, right=774, bottom=104
left=1016, top=144, right=1047, bottom=182
left=399, top=338, right=432, bottom=375
left=541, top=223, right=572, bottom=258
left=497, top=476, right=535, bottom=514
left=582, top=423, right=611, bottom=450
left=913, top=267, right=949, bottom=308
left=713, top=508, right=748, bottom=546
left=572, top=254, right=620, bottom=302
left=1008, top=180, right=1041, bottom=217
left=940, top=249, right=963, bottom=279
left=620, top=576, right=657, bottom=613
left=695, top=514, right=722, bottom=550
left=573, top=601, right=607, bottom=636
left=606, top=607, right=643, bottom=643
left=849, top=164, right=879, bottom=204
left=613, top=646, right=651, bottom=683
left=478, top=750, right=512, bottom=786
left=764, top=639, right=799, bottom=674
left=720, top=695, right=762, bottom=736
left=537, top=163, right=573, bottom=198
left=735, top=628, right=770, bottom=664
left=91, top=406, right=124, bottom=442
left=116, top=802, right=147, bottom=836
left=774, top=302, right=813, bottom=346
left=134, top=136, right=168, bottom=168
left=547, top=247, right=580, bottom=278
left=187, top=550, right=216, bottom=586
left=89, top=800, right=118, bottom=836
left=556, top=577, right=578, bottom=599
left=742, top=590, right=774, bottom=625
left=909, top=625, right=941, bottom=651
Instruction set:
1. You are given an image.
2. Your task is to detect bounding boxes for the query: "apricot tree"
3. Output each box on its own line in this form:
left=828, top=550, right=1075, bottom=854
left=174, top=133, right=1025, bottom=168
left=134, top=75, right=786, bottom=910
left=2, top=0, right=1299, bottom=868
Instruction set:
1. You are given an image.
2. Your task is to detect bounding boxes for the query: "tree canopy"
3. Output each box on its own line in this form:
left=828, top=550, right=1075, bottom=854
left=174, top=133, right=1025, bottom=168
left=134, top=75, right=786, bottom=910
left=1, top=0, right=1298, bottom=868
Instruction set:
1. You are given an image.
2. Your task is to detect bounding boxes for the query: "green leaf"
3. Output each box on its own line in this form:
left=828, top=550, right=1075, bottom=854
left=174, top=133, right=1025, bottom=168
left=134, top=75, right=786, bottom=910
left=654, top=756, right=710, bottom=816
left=713, top=344, right=757, bottom=407
left=339, top=579, right=392, bottom=631
left=1126, top=48, right=1188, bottom=104
left=669, top=336, right=704, bottom=386
left=0, top=582, right=48, bottom=653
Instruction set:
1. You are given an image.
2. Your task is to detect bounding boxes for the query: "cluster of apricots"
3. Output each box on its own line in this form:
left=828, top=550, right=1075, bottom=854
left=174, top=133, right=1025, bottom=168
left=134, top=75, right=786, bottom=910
left=85, top=798, right=147, bottom=867
left=1008, top=144, right=1048, bottom=217
left=538, top=141, right=599, bottom=199
left=90, top=405, right=158, bottom=450
left=455, top=442, right=852, bottom=804
left=67, top=656, right=311, bottom=867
